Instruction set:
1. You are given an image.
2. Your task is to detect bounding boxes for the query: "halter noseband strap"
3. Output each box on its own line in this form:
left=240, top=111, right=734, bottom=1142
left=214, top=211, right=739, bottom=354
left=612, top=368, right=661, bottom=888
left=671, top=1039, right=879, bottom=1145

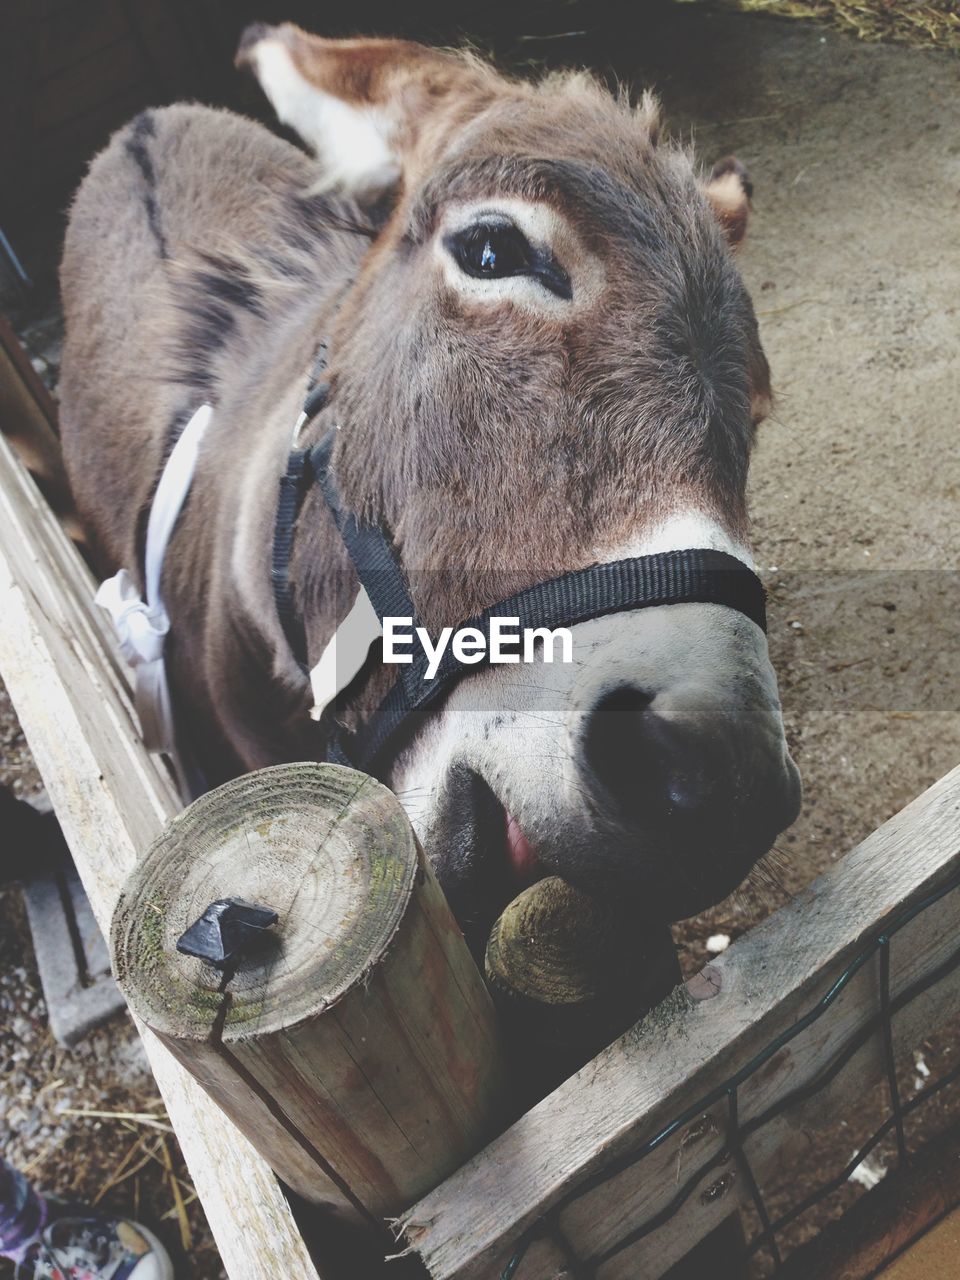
left=273, top=400, right=767, bottom=778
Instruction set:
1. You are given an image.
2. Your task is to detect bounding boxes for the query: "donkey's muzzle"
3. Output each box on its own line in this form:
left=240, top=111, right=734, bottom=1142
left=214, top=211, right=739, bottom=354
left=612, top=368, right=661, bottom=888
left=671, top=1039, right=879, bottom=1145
left=570, top=604, right=801, bottom=915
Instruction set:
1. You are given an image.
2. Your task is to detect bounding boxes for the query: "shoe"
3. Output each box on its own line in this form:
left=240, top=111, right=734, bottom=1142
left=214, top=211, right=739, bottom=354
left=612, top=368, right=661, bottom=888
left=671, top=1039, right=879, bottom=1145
left=12, top=1208, right=174, bottom=1280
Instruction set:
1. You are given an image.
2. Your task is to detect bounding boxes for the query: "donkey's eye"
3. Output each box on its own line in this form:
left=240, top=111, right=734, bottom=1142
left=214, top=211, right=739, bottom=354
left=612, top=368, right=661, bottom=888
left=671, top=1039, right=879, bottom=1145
left=445, top=222, right=572, bottom=299
left=449, top=224, right=531, bottom=278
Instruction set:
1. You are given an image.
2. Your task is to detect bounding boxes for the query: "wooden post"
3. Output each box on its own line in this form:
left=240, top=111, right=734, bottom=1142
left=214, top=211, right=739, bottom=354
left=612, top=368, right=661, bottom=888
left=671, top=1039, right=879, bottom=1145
left=485, top=876, right=680, bottom=1099
left=484, top=876, right=748, bottom=1277
left=111, top=761, right=506, bottom=1226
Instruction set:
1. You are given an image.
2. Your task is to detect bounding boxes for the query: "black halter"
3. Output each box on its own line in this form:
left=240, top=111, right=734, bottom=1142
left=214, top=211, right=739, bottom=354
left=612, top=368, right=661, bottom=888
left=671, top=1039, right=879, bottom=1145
left=273, top=386, right=766, bottom=779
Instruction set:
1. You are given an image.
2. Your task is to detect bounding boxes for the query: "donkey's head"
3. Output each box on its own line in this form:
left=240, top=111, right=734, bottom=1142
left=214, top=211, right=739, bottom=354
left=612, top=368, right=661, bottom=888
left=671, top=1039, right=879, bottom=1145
left=239, top=26, right=801, bottom=939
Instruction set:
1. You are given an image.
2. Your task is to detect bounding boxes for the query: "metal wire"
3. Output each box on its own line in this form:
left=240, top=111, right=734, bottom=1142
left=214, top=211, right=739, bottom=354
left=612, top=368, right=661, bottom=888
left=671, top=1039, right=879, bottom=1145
left=500, top=866, right=960, bottom=1280
left=746, top=1056, right=960, bottom=1252
left=878, top=935, right=909, bottom=1168
left=726, top=1087, right=782, bottom=1272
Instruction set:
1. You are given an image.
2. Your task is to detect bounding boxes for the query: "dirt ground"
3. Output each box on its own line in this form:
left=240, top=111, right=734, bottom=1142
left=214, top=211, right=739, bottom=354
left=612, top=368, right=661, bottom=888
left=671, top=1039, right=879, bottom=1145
left=647, top=4, right=960, bottom=948
left=1, top=5, right=958, bottom=1278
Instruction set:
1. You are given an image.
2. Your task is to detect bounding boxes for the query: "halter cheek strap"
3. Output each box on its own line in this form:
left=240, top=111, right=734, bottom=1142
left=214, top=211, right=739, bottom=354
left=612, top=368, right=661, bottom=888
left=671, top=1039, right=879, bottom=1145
left=272, top=418, right=767, bottom=779
left=90, top=359, right=767, bottom=790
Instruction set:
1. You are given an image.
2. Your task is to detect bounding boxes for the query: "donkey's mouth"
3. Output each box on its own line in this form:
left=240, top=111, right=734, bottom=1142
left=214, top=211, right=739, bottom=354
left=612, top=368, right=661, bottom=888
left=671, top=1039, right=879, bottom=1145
left=428, top=770, right=549, bottom=957
left=430, top=769, right=781, bottom=952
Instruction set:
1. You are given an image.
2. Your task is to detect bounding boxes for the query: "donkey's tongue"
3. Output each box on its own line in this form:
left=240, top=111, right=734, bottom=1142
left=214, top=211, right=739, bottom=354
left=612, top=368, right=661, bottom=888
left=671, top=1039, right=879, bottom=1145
left=505, top=812, right=541, bottom=886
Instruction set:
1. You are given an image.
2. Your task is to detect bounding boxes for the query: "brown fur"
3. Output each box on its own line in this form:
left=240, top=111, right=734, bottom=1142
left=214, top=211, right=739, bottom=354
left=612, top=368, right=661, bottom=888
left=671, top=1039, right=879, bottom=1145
left=60, top=38, right=798, bottom=927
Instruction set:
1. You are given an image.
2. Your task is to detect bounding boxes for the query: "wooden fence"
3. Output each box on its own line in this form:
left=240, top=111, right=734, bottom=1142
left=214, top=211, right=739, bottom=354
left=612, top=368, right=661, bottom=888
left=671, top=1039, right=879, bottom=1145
left=2, top=370, right=959, bottom=1278
left=402, top=765, right=960, bottom=1277
left=0, top=426, right=323, bottom=1279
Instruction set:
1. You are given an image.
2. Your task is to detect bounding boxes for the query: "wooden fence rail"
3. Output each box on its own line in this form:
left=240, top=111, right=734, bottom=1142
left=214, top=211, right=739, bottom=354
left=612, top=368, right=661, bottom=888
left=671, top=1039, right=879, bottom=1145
left=402, top=764, right=960, bottom=1279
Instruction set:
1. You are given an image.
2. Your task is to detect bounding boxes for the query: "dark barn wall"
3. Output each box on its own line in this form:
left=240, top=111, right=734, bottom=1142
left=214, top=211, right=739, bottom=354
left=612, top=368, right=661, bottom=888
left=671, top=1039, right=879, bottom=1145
left=2, top=1, right=214, bottom=230
left=0, top=0, right=506, bottom=235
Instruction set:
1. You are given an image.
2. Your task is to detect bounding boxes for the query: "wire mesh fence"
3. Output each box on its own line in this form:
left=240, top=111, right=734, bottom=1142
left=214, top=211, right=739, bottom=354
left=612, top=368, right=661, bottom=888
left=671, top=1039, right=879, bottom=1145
left=501, top=863, right=960, bottom=1279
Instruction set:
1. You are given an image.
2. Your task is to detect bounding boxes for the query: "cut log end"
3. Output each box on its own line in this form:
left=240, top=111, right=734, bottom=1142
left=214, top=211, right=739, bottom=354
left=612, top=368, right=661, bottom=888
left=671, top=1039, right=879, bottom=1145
left=485, top=876, right=629, bottom=1005
left=485, top=876, right=677, bottom=1055
left=110, top=761, right=505, bottom=1219
left=111, top=762, right=418, bottom=1041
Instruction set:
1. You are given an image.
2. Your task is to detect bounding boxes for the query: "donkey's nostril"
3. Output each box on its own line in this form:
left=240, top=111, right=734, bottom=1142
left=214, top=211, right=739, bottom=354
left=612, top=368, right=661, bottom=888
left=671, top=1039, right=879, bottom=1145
left=580, top=686, right=654, bottom=818
left=580, top=686, right=720, bottom=830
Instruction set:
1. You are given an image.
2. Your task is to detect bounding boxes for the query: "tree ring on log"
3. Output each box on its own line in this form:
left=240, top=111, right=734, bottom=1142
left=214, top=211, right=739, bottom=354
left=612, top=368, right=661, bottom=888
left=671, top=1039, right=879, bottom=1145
left=111, top=762, right=418, bottom=1041
left=111, top=762, right=505, bottom=1217
left=485, top=875, right=658, bottom=1051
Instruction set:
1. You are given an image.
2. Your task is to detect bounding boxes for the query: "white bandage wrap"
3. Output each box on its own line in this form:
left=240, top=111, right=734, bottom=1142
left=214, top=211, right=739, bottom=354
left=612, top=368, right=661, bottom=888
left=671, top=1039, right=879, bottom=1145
left=95, top=404, right=213, bottom=755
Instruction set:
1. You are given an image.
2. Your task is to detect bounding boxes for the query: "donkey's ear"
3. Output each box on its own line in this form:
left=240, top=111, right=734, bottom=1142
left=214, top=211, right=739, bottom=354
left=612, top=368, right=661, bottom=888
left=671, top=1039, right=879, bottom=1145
left=704, top=156, right=753, bottom=250
left=237, top=25, right=489, bottom=202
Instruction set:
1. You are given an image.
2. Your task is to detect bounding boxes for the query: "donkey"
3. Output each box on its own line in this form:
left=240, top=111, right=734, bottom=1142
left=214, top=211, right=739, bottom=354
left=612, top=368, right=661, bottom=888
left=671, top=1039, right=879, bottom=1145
left=59, top=25, right=801, bottom=944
